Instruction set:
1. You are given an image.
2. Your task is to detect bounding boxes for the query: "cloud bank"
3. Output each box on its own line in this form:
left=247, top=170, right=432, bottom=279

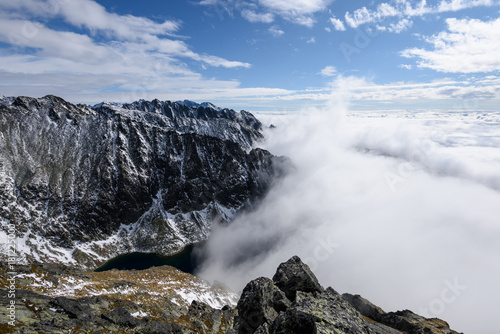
left=196, top=79, right=500, bottom=334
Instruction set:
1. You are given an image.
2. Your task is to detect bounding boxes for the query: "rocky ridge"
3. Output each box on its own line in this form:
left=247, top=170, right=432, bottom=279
left=0, top=95, right=285, bottom=268
left=0, top=256, right=462, bottom=334
left=231, top=256, right=461, bottom=334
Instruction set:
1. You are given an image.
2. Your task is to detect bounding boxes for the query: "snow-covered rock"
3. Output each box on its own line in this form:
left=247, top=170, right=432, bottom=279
left=0, top=95, right=285, bottom=268
left=175, top=99, right=222, bottom=111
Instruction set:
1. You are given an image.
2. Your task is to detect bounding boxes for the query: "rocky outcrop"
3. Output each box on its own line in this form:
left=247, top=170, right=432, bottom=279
left=342, top=293, right=460, bottom=334
left=272, top=255, right=324, bottom=302
left=0, top=257, right=462, bottom=334
left=236, top=277, right=291, bottom=333
left=233, top=256, right=462, bottom=334
left=0, top=261, right=236, bottom=334
left=0, top=95, right=286, bottom=268
left=342, top=293, right=386, bottom=322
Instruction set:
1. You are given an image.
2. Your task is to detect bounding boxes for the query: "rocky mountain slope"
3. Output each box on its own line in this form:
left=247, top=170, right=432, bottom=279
left=0, top=95, right=285, bottom=268
left=0, top=256, right=461, bottom=334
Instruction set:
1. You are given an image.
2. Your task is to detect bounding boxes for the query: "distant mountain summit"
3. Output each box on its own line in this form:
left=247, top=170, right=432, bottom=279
left=0, top=95, right=286, bottom=268
left=175, top=99, right=222, bottom=111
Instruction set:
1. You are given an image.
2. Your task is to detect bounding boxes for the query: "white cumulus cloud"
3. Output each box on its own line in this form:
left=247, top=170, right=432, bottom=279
left=401, top=17, right=500, bottom=73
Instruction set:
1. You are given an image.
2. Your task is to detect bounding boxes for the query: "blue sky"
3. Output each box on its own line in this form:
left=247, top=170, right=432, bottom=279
left=0, top=0, right=499, bottom=112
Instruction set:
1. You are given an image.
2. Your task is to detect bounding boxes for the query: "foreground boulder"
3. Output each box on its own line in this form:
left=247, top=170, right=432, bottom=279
left=236, top=277, right=291, bottom=333
left=272, top=255, right=324, bottom=301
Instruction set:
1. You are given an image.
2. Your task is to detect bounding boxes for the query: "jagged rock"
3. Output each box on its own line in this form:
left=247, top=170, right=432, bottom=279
left=343, top=294, right=461, bottom=334
left=342, top=293, right=387, bottom=321
left=270, top=288, right=371, bottom=334
left=235, top=277, right=291, bottom=334
left=236, top=257, right=372, bottom=334
left=254, top=323, right=270, bottom=334
left=183, top=300, right=234, bottom=334
left=52, top=296, right=95, bottom=321
left=0, top=95, right=286, bottom=268
left=377, top=310, right=460, bottom=334
left=272, top=255, right=324, bottom=301
left=101, top=307, right=139, bottom=328
left=234, top=256, right=461, bottom=334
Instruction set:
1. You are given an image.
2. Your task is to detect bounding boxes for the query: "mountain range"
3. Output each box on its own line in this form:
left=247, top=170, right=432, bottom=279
left=0, top=95, right=285, bottom=269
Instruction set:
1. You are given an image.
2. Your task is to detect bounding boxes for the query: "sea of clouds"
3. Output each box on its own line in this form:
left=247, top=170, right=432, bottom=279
left=196, top=90, right=500, bottom=334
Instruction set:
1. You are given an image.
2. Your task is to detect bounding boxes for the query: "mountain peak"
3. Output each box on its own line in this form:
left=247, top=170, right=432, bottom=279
left=175, top=99, right=222, bottom=111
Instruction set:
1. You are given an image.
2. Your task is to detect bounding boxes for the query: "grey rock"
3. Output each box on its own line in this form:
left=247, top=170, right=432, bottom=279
left=236, top=277, right=291, bottom=334
left=272, top=255, right=324, bottom=301
left=254, top=323, right=270, bottom=334
left=137, top=321, right=184, bottom=334
left=342, top=293, right=387, bottom=321
left=101, top=306, right=139, bottom=328
left=183, top=300, right=235, bottom=334
left=270, top=288, right=370, bottom=334
left=377, top=309, right=462, bottom=334
left=52, top=296, right=94, bottom=321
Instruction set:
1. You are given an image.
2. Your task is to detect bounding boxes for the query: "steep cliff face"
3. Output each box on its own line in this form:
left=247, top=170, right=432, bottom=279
left=0, top=95, right=283, bottom=268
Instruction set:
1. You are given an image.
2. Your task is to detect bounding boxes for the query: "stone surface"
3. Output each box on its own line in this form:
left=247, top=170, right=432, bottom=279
left=272, top=255, right=324, bottom=301
left=235, top=277, right=291, bottom=334
left=377, top=310, right=460, bottom=334
left=342, top=293, right=387, bottom=321
left=101, top=307, right=139, bottom=328
left=138, top=321, right=184, bottom=334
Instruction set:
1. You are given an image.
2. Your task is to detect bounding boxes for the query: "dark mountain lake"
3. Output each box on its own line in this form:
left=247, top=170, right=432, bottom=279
left=94, top=245, right=199, bottom=274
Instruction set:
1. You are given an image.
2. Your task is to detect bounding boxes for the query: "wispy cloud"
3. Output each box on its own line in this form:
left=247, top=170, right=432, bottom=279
left=259, top=0, right=333, bottom=26
left=401, top=17, right=500, bottom=73
left=254, top=75, right=500, bottom=111
left=199, top=0, right=332, bottom=27
left=319, top=65, right=337, bottom=77
left=377, top=18, right=413, bottom=33
left=329, top=15, right=346, bottom=31
left=0, top=0, right=181, bottom=39
left=269, top=25, right=285, bottom=37
left=241, top=9, right=274, bottom=23
left=344, top=0, right=494, bottom=31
